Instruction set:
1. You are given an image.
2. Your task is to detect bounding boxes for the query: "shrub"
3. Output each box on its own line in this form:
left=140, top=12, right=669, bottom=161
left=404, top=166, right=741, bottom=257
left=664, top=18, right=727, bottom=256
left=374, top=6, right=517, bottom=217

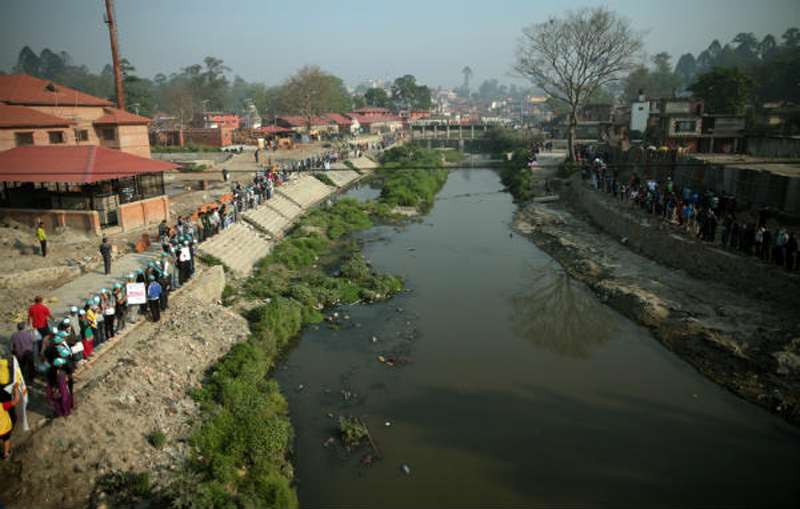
left=147, top=429, right=166, bottom=449
left=340, top=253, right=370, bottom=280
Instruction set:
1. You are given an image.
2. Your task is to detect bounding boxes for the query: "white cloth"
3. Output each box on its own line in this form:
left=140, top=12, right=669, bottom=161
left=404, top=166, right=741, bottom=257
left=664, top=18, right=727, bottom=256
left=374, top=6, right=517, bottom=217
left=3, top=356, right=30, bottom=431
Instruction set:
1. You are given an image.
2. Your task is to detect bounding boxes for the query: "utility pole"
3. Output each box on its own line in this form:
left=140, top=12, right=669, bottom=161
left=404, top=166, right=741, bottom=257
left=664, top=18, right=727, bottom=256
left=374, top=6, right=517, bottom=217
left=104, top=0, right=125, bottom=111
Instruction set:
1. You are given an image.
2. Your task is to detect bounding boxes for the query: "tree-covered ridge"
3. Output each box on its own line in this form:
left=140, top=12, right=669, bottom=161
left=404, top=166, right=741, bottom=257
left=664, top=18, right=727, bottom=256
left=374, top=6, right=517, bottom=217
left=5, top=46, right=432, bottom=120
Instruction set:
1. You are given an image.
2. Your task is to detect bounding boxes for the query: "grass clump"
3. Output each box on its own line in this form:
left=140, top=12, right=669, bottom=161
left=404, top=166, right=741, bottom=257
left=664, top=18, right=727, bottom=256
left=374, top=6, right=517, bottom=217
left=198, top=253, right=231, bottom=273
left=339, top=416, right=369, bottom=447
left=313, top=173, right=337, bottom=186
left=147, top=429, right=166, bottom=449
left=557, top=159, right=580, bottom=178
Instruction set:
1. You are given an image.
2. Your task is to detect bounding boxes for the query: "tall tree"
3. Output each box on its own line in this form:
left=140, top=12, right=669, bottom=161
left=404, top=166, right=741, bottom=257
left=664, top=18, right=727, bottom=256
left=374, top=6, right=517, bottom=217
left=13, top=46, right=40, bottom=76
left=689, top=66, right=756, bottom=114
left=514, top=7, right=643, bottom=161
left=390, top=74, right=431, bottom=112
left=281, top=65, right=351, bottom=131
left=364, top=87, right=389, bottom=108
left=782, top=27, right=800, bottom=48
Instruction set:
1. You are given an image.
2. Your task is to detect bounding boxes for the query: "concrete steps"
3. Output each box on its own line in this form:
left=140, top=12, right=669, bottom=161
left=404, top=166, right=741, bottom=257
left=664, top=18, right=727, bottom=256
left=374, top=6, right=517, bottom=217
left=278, top=175, right=335, bottom=209
left=199, top=223, right=272, bottom=276
left=264, top=193, right=304, bottom=220
left=242, top=207, right=291, bottom=239
left=324, top=170, right=361, bottom=187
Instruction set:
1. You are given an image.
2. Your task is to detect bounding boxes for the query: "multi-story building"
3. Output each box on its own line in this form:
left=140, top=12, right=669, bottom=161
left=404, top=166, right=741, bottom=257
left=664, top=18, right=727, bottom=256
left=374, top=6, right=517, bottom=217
left=0, top=74, right=151, bottom=157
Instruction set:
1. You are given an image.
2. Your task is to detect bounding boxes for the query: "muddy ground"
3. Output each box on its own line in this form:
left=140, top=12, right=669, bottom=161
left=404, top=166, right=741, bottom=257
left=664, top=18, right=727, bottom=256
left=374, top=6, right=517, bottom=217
left=516, top=170, right=800, bottom=427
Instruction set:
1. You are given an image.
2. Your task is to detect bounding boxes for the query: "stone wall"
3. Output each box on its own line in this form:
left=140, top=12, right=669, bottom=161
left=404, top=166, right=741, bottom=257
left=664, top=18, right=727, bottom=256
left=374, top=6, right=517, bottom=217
left=564, top=179, right=800, bottom=308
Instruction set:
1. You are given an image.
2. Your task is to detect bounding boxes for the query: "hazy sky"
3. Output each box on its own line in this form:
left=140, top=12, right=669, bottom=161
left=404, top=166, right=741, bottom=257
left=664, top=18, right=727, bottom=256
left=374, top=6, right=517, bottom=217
left=0, top=0, right=797, bottom=89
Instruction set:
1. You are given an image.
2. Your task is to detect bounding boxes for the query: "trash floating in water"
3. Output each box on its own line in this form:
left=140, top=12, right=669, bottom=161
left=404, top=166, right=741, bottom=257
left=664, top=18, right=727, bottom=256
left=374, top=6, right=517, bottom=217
left=372, top=336, right=378, bottom=343
left=297, top=384, right=305, bottom=392
left=396, top=308, right=404, bottom=313
left=401, top=464, right=411, bottom=475
left=377, top=355, right=409, bottom=367
left=385, top=421, right=392, bottom=427
left=362, top=454, right=374, bottom=465
left=323, top=437, right=335, bottom=448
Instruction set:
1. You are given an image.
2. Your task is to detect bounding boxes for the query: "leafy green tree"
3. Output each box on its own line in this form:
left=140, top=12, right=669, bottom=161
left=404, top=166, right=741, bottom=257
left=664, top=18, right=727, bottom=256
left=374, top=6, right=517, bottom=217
left=351, top=94, right=367, bottom=110
left=783, top=27, right=800, bottom=48
left=364, top=87, right=388, bottom=108
left=389, top=74, right=431, bottom=112
left=621, top=53, right=682, bottom=102
left=13, top=46, right=40, bottom=76
left=689, top=66, right=756, bottom=113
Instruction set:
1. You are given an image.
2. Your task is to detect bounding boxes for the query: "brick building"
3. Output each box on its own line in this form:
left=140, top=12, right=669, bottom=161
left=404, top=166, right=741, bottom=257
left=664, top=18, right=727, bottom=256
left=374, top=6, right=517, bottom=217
left=0, top=74, right=151, bottom=157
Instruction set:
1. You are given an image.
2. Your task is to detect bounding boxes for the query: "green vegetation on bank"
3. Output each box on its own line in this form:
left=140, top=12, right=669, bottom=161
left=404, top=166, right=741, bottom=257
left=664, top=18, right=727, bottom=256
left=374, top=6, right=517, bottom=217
left=313, top=173, right=337, bottom=187
left=442, top=150, right=465, bottom=163
left=487, top=128, right=539, bottom=203
left=379, top=145, right=448, bottom=211
left=149, top=146, right=449, bottom=508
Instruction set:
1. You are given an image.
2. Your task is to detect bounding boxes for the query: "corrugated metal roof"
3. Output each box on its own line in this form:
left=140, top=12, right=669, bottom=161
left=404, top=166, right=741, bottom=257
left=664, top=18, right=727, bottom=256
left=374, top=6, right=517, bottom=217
left=0, top=145, right=180, bottom=183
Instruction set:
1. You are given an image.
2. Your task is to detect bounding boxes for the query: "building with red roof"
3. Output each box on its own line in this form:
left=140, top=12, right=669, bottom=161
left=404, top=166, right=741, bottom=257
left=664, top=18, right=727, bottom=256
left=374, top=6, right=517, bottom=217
left=0, top=146, right=179, bottom=234
left=322, top=113, right=360, bottom=136
left=346, top=113, right=403, bottom=134
left=275, top=115, right=337, bottom=138
left=0, top=74, right=152, bottom=157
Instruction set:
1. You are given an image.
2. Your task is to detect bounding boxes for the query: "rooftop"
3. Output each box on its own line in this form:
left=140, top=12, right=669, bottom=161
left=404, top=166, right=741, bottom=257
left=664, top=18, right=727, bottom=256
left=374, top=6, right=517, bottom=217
left=0, top=74, right=113, bottom=107
left=0, top=145, right=180, bottom=184
left=0, top=104, right=76, bottom=128
left=94, top=107, right=152, bottom=125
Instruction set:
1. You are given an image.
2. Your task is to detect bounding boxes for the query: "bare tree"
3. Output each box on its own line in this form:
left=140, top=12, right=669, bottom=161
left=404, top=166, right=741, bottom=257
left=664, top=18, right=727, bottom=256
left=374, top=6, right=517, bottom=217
left=281, top=65, right=351, bottom=133
left=514, top=7, right=643, bottom=162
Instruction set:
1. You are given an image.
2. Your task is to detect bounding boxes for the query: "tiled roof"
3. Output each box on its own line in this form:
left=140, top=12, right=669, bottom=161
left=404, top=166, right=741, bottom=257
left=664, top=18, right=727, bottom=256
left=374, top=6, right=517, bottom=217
left=0, top=146, right=179, bottom=184
left=354, top=107, right=391, bottom=114
left=347, top=113, right=403, bottom=125
left=322, top=113, right=353, bottom=125
left=0, top=104, right=75, bottom=128
left=277, top=115, right=332, bottom=127
left=94, top=107, right=151, bottom=125
left=0, top=74, right=113, bottom=107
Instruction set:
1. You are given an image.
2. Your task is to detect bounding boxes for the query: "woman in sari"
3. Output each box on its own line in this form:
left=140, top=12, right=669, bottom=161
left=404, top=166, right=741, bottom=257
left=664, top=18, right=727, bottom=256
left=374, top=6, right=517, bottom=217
left=46, top=358, right=72, bottom=418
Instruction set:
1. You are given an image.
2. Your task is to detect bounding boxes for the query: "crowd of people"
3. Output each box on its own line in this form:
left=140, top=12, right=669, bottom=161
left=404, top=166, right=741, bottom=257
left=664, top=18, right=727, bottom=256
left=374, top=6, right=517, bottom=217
left=3, top=135, right=407, bottom=459
left=575, top=144, right=799, bottom=271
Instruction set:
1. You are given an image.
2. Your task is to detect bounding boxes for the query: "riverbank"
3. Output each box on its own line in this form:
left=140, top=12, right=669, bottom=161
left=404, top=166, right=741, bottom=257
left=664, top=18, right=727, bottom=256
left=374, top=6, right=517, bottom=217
left=513, top=160, right=800, bottom=426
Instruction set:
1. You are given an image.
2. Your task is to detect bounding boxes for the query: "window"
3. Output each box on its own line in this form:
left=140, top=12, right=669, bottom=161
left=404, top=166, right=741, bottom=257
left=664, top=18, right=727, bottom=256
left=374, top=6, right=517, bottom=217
left=75, top=129, right=89, bottom=142
left=674, top=121, right=696, bottom=133
left=15, top=132, right=34, bottom=146
left=48, top=131, right=65, bottom=144
left=100, top=127, right=116, bottom=141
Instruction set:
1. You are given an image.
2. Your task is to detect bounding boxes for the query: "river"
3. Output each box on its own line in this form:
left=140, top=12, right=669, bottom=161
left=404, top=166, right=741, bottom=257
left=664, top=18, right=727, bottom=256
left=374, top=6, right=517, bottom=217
left=275, top=168, right=800, bottom=508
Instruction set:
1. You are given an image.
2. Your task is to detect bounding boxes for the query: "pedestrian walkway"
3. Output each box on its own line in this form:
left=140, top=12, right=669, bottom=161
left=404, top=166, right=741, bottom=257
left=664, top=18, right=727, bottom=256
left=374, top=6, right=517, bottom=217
left=46, top=247, right=161, bottom=319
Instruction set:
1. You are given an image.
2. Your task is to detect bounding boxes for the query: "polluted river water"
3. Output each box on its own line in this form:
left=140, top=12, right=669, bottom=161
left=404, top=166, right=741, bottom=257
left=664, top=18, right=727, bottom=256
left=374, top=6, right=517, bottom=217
left=275, top=169, right=800, bottom=507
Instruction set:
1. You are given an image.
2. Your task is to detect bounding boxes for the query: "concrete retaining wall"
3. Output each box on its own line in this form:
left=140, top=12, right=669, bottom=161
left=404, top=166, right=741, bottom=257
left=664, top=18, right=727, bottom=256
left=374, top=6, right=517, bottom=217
left=565, top=180, right=800, bottom=307
left=180, top=265, right=226, bottom=303
left=0, top=208, right=101, bottom=235
left=745, top=136, right=800, bottom=158
left=0, top=264, right=82, bottom=289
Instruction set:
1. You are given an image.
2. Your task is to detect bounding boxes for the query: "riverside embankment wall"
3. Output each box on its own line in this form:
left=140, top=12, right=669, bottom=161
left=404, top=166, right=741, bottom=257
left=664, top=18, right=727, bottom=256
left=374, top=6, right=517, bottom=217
left=563, top=179, right=800, bottom=308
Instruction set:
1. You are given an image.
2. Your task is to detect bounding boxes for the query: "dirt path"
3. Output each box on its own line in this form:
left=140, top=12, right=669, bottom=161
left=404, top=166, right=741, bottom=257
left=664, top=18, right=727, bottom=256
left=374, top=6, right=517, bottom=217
left=512, top=174, right=800, bottom=426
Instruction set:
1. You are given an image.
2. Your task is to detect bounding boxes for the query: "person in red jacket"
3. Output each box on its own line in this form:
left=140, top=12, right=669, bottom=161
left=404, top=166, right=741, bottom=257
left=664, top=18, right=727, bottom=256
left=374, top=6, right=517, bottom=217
left=28, top=295, right=54, bottom=357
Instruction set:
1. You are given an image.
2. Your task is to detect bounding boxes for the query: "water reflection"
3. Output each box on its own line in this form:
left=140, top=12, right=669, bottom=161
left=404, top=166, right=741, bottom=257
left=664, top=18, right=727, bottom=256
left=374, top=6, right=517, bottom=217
left=509, top=263, right=618, bottom=358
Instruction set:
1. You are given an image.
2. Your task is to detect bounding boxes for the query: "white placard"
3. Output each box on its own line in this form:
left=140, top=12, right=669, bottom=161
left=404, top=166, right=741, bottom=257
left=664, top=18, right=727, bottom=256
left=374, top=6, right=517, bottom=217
left=126, top=282, right=147, bottom=305
left=179, top=247, right=191, bottom=262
